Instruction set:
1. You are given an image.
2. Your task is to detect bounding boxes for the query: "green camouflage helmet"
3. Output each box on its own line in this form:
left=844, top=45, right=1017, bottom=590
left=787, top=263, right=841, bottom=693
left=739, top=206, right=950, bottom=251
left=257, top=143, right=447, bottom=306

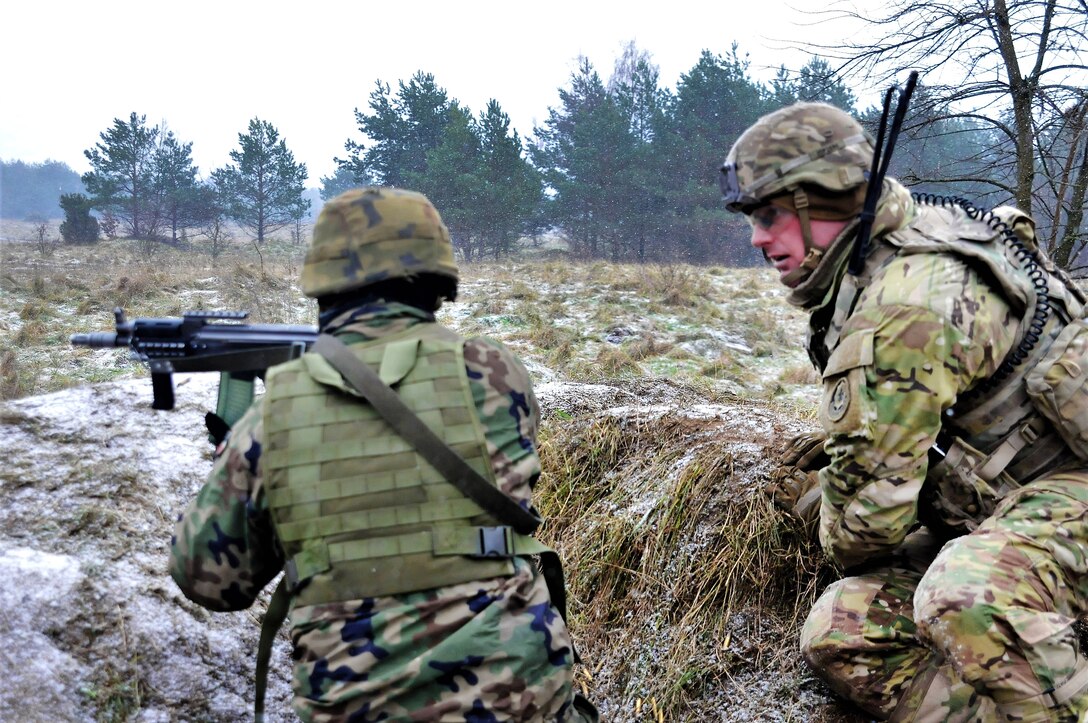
left=301, top=187, right=458, bottom=299
left=721, top=103, right=874, bottom=213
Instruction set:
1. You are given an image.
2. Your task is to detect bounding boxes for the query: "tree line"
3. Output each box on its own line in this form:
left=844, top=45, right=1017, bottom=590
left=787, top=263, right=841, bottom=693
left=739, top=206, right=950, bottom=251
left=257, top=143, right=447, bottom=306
left=0, top=160, right=84, bottom=220
left=17, top=0, right=1088, bottom=269
left=319, top=48, right=863, bottom=266
left=58, top=115, right=310, bottom=247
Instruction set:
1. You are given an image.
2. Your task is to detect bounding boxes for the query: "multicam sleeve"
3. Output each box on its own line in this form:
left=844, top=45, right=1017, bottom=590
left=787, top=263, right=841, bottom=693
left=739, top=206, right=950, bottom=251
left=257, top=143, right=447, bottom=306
left=818, top=255, right=1017, bottom=570
left=463, top=336, right=541, bottom=511
left=168, top=401, right=284, bottom=611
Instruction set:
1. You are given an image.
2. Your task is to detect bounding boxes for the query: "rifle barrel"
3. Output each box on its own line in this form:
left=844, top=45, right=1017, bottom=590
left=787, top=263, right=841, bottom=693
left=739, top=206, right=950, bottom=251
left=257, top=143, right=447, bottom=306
left=70, top=332, right=124, bottom=348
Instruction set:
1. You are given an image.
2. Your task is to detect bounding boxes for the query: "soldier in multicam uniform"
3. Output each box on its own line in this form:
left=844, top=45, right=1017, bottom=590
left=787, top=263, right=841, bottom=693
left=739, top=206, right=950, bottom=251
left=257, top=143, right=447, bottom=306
left=169, top=187, right=597, bottom=722
left=721, top=102, right=1088, bottom=722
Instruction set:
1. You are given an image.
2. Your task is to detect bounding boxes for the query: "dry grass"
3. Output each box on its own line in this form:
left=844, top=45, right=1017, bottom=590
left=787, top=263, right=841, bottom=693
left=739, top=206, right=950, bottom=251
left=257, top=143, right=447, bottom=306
left=455, top=259, right=816, bottom=407
left=626, top=334, right=673, bottom=361
left=0, top=350, right=27, bottom=399
left=509, top=279, right=539, bottom=302
left=643, top=264, right=714, bottom=307
left=473, top=296, right=509, bottom=317
left=593, top=347, right=643, bottom=378
left=0, top=237, right=314, bottom=402
left=3, top=245, right=819, bottom=420
left=537, top=409, right=842, bottom=720
left=781, top=364, right=821, bottom=386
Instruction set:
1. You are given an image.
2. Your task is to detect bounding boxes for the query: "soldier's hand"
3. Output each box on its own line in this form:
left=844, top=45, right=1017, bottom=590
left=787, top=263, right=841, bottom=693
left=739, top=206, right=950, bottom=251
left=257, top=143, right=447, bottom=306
left=768, top=432, right=828, bottom=526
left=778, top=430, right=829, bottom=471
left=769, top=465, right=821, bottom=525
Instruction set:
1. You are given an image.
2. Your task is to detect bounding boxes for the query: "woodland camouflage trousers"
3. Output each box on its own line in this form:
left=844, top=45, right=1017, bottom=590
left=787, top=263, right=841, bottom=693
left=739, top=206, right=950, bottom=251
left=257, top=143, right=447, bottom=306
left=800, top=475, right=1088, bottom=722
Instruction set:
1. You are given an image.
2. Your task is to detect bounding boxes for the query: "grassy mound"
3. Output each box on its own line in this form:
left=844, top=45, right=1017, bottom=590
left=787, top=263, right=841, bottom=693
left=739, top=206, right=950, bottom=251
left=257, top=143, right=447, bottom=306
left=536, top=391, right=856, bottom=721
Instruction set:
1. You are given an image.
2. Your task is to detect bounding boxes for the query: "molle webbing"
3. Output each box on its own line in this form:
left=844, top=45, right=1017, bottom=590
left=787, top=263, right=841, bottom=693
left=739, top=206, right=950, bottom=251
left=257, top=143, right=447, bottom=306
left=815, top=205, right=1085, bottom=495
left=262, top=326, right=516, bottom=603
left=944, top=306, right=1073, bottom=484
left=313, top=332, right=542, bottom=535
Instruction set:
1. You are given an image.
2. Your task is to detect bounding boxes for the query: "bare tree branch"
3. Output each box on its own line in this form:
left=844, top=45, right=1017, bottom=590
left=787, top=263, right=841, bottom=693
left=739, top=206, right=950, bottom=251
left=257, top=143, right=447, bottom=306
left=793, top=0, right=1088, bottom=268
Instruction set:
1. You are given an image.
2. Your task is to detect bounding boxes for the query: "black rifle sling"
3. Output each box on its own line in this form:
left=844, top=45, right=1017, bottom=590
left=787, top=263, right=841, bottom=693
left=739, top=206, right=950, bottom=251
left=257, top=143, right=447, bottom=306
left=313, top=333, right=542, bottom=535
left=255, top=577, right=289, bottom=722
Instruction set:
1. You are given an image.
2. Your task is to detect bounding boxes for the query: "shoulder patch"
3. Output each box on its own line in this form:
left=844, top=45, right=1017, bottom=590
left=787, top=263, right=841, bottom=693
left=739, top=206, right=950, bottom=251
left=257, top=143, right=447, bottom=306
left=827, top=378, right=851, bottom=422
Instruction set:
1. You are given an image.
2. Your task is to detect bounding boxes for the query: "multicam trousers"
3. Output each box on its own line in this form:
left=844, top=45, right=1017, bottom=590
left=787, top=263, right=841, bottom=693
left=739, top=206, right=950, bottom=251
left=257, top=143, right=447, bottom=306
left=800, top=475, right=1088, bottom=722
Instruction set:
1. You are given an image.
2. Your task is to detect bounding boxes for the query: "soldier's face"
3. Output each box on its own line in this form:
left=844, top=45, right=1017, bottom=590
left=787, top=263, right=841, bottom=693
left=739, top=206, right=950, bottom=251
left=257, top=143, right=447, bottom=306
left=748, top=206, right=849, bottom=286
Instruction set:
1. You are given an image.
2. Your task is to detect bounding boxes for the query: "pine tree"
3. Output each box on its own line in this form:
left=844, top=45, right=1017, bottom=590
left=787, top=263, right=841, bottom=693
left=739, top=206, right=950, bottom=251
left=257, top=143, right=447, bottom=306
left=338, top=72, right=456, bottom=188
left=657, top=47, right=769, bottom=264
left=213, top=118, right=309, bottom=244
left=82, top=112, right=159, bottom=239
left=768, top=65, right=799, bottom=109
left=338, top=73, right=542, bottom=260
left=532, top=58, right=632, bottom=258
left=319, top=166, right=365, bottom=201
left=59, top=193, right=100, bottom=244
left=404, top=104, right=483, bottom=257
left=153, top=130, right=206, bottom=243
left=611, top=53, right=669, bottom=261
left=792, top=57, right=858, bottom=112
left=473, top=100, right=543, bottom=259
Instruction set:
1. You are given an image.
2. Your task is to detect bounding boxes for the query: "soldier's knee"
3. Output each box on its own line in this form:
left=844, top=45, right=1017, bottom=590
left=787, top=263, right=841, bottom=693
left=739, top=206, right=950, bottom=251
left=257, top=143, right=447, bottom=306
left=800, top=578, right=851, bottom=668
left=913, top=551, right=990, bottom=658
left=913, top=587, right=967, bottom=659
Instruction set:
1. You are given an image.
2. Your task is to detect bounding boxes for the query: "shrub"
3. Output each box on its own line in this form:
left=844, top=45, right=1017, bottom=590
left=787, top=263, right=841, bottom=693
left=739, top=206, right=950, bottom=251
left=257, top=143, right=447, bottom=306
left=59, top=194, right=100, bottom=245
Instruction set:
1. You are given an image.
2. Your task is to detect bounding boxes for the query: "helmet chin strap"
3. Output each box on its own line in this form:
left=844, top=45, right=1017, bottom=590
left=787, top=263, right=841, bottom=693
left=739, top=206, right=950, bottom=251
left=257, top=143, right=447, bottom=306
left=779, top=187, right=821, bottom=287
left=793, top=186, right=814, bottom=249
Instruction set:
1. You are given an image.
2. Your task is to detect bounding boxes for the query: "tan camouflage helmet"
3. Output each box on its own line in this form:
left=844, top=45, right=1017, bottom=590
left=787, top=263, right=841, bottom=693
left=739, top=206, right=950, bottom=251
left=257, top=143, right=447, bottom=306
left=301, top=187, right=458, bottom=299
left=720, top=102, right=874, bottom=214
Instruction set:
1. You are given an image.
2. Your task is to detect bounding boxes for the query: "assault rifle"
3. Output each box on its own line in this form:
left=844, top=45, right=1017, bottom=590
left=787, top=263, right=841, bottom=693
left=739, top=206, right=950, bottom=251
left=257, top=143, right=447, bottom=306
left=71, top=308, right=317, bottom=443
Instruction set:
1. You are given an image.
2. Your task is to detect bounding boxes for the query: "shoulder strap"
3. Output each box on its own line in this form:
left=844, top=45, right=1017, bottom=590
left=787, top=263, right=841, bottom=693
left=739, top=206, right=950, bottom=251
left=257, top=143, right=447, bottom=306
left=254, top=577, right=290, bottom=722
left=312, top=333, right=542, bottom=535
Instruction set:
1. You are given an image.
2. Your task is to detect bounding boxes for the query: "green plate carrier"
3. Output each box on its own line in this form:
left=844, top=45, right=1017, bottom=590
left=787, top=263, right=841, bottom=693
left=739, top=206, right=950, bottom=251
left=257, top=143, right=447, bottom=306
left=253, top=325, right=561, bottom=721
left=262, top=324, right=544, bottom=602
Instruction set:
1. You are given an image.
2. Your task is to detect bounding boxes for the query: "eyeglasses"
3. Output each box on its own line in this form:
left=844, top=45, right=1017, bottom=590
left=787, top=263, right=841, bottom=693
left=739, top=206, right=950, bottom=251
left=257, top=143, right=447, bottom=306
left=746, top=204, right=784, bottom=230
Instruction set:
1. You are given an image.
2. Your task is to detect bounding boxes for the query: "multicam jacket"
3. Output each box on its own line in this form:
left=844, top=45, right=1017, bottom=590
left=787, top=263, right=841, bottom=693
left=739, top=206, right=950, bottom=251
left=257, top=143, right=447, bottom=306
left=806, top=188, right=1086, bottom=570
left=169, top=303, right=579, bottom=722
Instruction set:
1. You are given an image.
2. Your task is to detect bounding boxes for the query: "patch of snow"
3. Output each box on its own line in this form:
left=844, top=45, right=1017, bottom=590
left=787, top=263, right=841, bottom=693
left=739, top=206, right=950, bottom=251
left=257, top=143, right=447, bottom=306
left=0, top=374, right=295, bottom=721
left=0, top=544, right=90, bottom=720
left=521, top=358, right=559, bottom=384
left=677, top=329, right=753, bottom=359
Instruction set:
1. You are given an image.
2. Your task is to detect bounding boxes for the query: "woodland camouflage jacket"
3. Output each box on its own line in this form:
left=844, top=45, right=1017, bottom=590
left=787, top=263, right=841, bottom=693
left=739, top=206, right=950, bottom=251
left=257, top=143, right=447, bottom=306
left=168, top=303, right=579, bottom=722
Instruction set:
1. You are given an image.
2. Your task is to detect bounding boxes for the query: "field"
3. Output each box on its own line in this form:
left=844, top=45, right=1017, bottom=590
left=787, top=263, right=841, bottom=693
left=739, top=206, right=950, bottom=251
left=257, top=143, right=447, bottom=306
left=0, top=225, right=860, bottom=721
left=1, top=220, right=819, bottom=407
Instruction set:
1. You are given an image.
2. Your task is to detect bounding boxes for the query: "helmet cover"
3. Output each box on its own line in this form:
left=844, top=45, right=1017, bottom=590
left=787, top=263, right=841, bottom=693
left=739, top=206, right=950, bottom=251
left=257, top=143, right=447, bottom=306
left=301, top=187, right=457, bottom=299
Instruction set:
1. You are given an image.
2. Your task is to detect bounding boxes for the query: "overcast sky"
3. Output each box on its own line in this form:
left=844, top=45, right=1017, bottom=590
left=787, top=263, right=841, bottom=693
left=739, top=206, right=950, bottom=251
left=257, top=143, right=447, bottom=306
left=2, top=0, right=870, bottom=185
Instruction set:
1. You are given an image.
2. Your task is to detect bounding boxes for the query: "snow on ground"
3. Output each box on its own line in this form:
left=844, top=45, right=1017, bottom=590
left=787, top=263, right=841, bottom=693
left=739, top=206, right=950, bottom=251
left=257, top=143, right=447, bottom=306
left=0, top=374, right=296, bottom=722
left=0, top=367, right=842, bottom=721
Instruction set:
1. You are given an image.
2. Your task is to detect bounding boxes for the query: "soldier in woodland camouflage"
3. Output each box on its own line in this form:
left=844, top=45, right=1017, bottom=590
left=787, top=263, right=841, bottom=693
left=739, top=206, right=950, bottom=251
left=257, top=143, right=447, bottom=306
left=722, top=103, right=1088, bottom=721
left=170, top=187, right=596, bottom=722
